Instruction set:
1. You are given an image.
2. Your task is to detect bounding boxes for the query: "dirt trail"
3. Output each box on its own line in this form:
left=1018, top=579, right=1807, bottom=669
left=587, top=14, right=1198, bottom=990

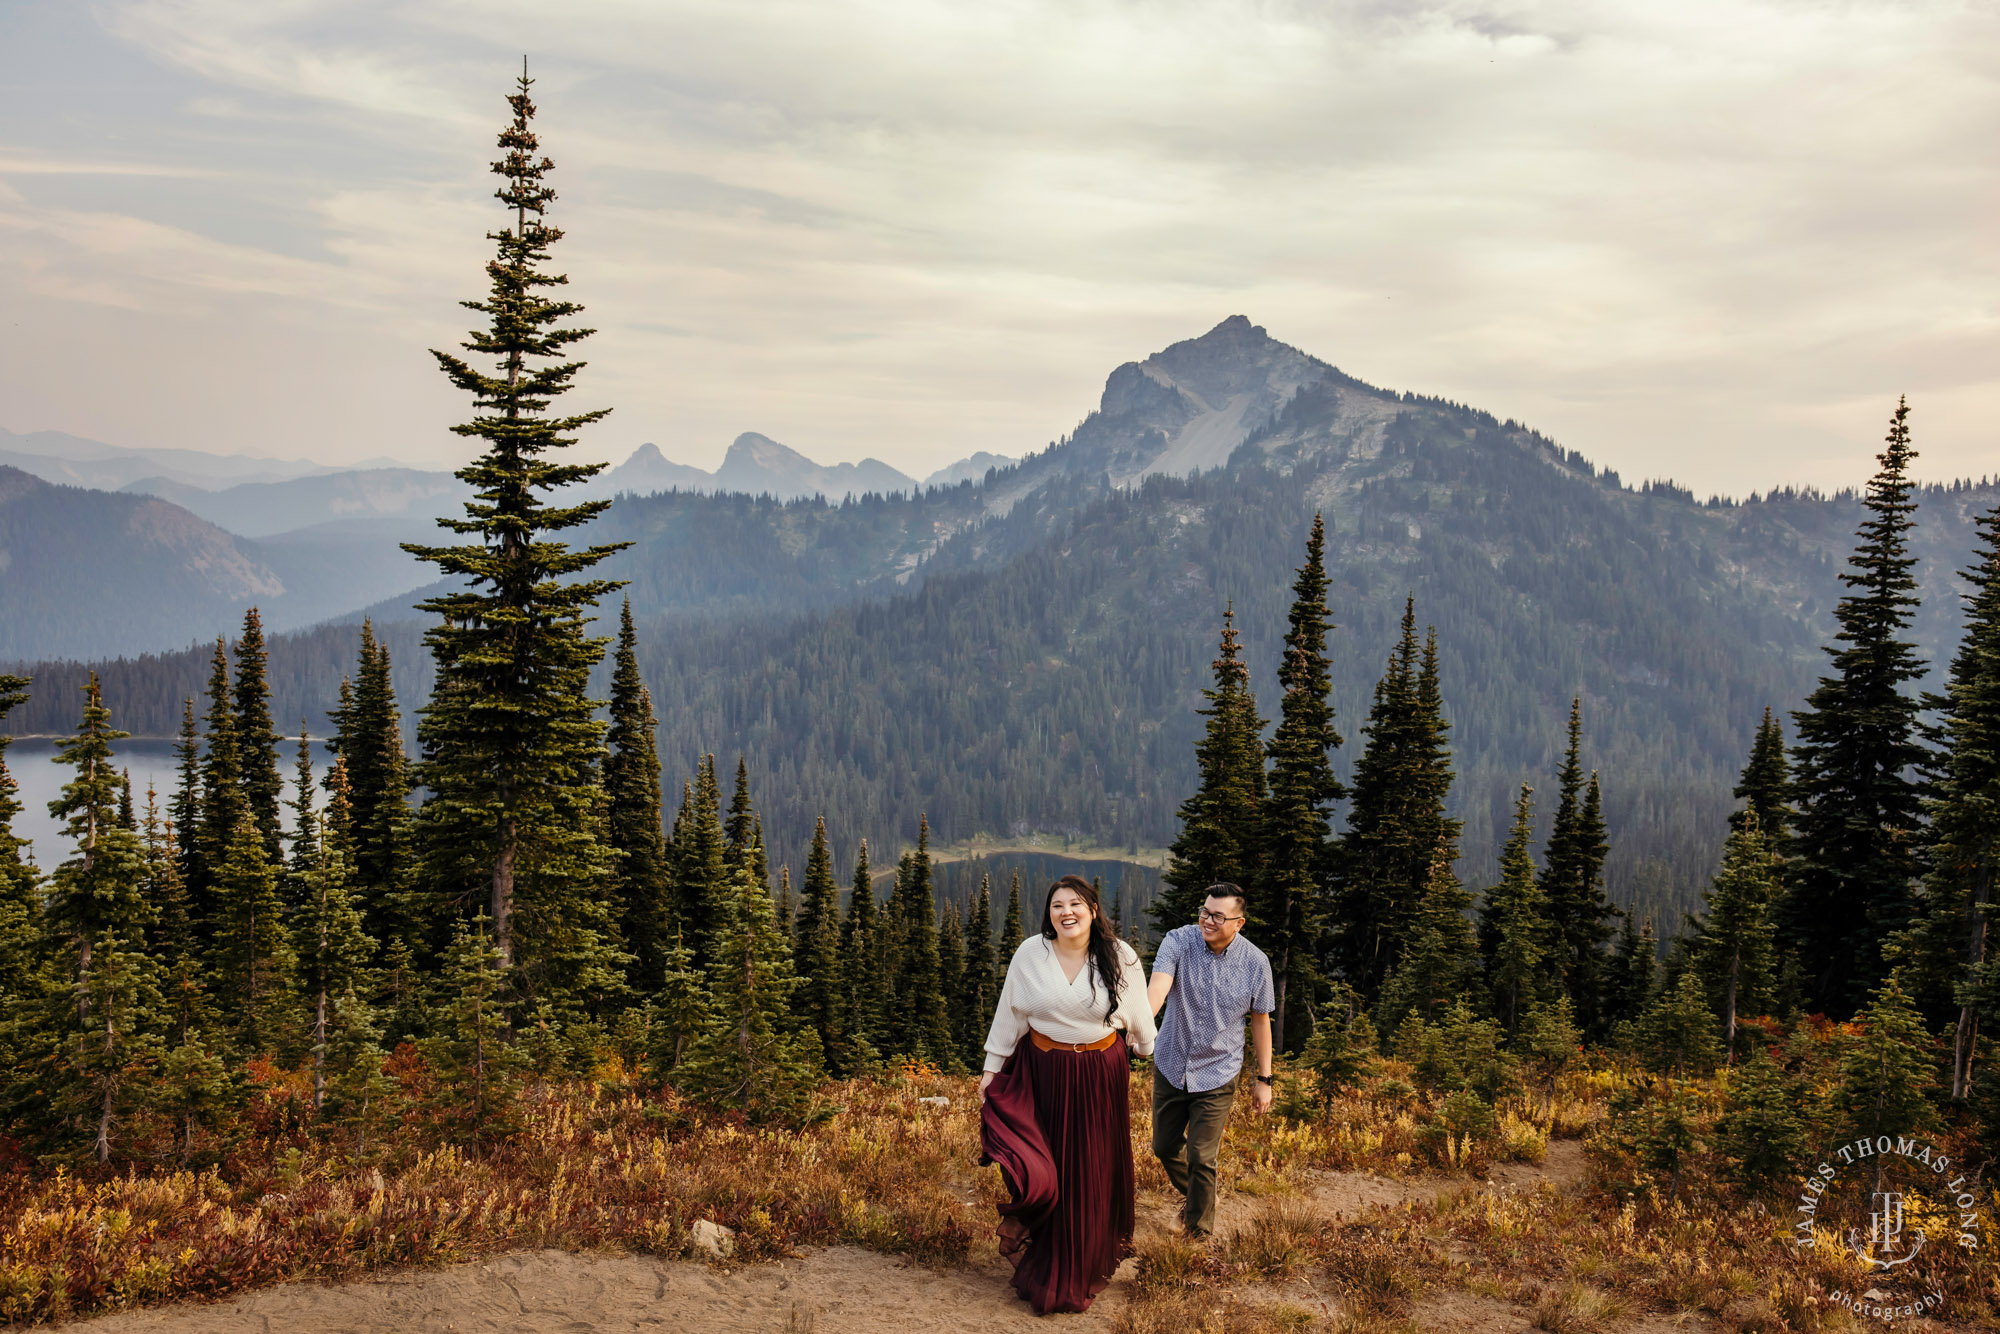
left=64, top=1143, right=1592, bottom=1334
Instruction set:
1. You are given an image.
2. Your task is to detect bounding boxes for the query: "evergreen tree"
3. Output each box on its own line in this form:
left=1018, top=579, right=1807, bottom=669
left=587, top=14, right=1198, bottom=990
left=681, top=863, right=819, bottom=1121
left=1835, top=974, right=1936, bottom=1147
left=403, top=68, right=629, bottom=1007
left=45, top=675, right=151, bottom=1019
left=1605, top=914, right=1659, bottom=1029
left=0, top=674, right=39, bottom=1008
left=1538, top=700, right=1615, bottom=1030
left=1732, top=707, right=1792, bottom=843
left=285, top=725, right=315, bottom=906
left=170, top=698, right=203, bottom=920
left=232, top=608, right=284, bottom=863
left=938, top=905, right=967, bottom=1063
left=117, top=771, right=136, bottom=833
left=1514, top=994, right=1583, bottom=1093
left=141, top=786, right=207, bottom=1047
left=1154, top=606, right=1266, bottom=938
left=1897, top=504, right=2000, bottom=1098
left=960, top=874, right=996, bottom=1071
left=792, top=817, right=847, bottom=1072
left=322, top=982, right=397, bottom=1150
left=1717, top=1049, right=1806, bottom=1201
left=1636, top=970, right=1723, bottom=1078
left=673, top=761, right=729, bottom=966
left=332, top=622, right=415, bottom=953
left=1375, top=840, right=1479, bottom=1033
left=212, top=812, right=297, bottom=1054
left=423, top=912, right=528, bottom=1148
left=1332, top=603, right=1461, bottom=1001
left=1785, top=400, right=1931, bottom=1014
left=1693, top=815, right=1779, bottom=1063
left=725, top=757, right=757, bottom=868
left=998, top=870, right=1024, bottom=977
left=157, top=1032, right=235, bottom=1166
left=43, top=676, right=158, bottom=1161
left=1298, top=982, right=1376, bottom=1112
left=195, top=637, right=244, bottom=935
left=649, top=925, right=708, bottom=1077
left=298, top=815, right=375, bottom=1110
left=887, top=817, right=955, bottom=1066
left=605, top=600, right=670, bottom=992
left=1480, top=786, right=1546, bottom=1032
left=68, top=931, right=163, bottom=1164
left=839, top=840, right=887, bottom=1066
left=1260, top=514, right=1344, bottom=1048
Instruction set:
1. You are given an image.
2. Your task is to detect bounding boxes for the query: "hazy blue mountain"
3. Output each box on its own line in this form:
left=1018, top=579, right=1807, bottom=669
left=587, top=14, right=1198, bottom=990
left=0, top=426, right=395, bottom=491
left=590, top=442, right=711, bottom=496
left=0, top=468, right=445, bottom=661
left=123, top=468, right=471, bottom=539
left=923, top=451, right=1016, bottom=489
left=710, top=432, right=915, bottom=500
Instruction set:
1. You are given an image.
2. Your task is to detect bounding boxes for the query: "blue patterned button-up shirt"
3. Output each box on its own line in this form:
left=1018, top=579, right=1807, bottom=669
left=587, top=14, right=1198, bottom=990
left=1149, top=925, right=1276, bottom=1093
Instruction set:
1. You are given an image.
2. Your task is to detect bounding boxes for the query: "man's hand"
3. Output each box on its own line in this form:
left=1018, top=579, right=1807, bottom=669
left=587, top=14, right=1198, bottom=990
left=1249, top=1011, right=1273, bottom=1115
left=1146, top=970, right=1174, bottom=1015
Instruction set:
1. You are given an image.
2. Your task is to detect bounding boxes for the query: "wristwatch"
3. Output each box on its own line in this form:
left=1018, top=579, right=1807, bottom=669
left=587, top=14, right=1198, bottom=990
left=1254, top=1073, right=1273, bottom=1085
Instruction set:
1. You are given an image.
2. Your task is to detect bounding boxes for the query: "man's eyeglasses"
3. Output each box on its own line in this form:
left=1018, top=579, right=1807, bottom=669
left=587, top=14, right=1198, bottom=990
left=1196, top=909, right=1243, bottom=926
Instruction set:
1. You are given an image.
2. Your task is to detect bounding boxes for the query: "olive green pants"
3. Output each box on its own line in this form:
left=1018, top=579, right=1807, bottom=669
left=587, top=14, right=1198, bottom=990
left=1150, top=1068, right=1236, bottom=1237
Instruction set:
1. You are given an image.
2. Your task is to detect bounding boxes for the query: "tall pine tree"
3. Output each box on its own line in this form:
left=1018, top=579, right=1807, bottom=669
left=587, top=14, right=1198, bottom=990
left=1693, top=814, right=1779, bottom=1062
left=605, top=601, right=670, bottom=992
left=195, top=638, right=244, bottom=937
left=212, top=811, right=297, bottom=1054
left=232, top=608, right=284, bottom=864
left=403, top=67, right=629, bottom=1014
left=1480, top=786, right=1546, bottom=1032
left=330, top=622, right=414, bottom=954
left=1332, top=604, right=1461, bottom=1001
left=793, top=817, right=847, bottom=1072
left=1785, top=400, right=1931, bottom=1015
left=1154, top=606, right=1266, bottom=939
left=43, top=676, right=159, bottom=1160
left=1538, top=700, right=1615, bottom=1031
left=1260, top=514, right=1344, bottom=1048
left=1898, top=503, right=2000, bottom=1097
left=840, top=839, right=886, bottom=1069
left=887, top=817, right=955, bottom=1067
left=169, top=698, right=203, bottom=926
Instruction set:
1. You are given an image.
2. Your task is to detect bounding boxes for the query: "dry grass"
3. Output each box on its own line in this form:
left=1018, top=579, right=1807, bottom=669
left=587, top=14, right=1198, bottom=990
left=0, top=1069, right=986, bottom=1325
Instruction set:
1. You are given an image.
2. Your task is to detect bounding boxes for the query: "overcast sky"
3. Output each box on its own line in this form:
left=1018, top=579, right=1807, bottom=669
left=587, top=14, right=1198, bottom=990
left=1, top=1, right=1994, bottom=495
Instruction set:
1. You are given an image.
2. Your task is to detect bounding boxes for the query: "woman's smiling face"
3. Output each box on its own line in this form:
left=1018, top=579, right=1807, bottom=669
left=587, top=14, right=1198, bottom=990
left=1048, top=886, right=1093, bottom=943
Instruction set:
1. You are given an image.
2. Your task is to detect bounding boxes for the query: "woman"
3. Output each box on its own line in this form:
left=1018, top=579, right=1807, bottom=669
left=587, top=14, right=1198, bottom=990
left=979, top=875, right=1157, bottom=1314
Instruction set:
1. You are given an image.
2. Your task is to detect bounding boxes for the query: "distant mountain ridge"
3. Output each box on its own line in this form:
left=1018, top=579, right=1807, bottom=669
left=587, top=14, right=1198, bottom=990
left=0, top=467, right=435, bottom=661
left=7, top=315, right=1996, bottom=934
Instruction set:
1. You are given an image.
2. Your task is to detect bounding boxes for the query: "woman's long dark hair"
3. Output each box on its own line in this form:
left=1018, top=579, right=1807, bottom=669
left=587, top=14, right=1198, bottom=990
left=1040, top=874, right=1124, bottom=1022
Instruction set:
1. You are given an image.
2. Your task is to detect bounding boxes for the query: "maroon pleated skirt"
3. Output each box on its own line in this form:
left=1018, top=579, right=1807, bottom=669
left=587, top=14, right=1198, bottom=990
left=979, top=1033, right=1135, bottom=1314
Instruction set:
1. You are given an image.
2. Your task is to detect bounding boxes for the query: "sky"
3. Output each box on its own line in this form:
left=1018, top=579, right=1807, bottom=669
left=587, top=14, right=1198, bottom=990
left=0, top=1, right=1994, bottom=497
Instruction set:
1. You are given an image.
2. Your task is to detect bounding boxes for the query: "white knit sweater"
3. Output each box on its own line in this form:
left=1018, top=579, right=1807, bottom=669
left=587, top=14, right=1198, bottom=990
left=983, top=935, right=1158, bottom=1074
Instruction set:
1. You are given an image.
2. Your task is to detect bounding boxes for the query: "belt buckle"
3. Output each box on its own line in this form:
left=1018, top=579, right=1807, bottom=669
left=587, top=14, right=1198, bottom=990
left=1072, top=1040, right=1087, bottom=1052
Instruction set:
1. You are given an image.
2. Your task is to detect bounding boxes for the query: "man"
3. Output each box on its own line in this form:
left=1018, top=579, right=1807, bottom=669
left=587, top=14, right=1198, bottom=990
left=1146, top=882, right=1274, bottom=1239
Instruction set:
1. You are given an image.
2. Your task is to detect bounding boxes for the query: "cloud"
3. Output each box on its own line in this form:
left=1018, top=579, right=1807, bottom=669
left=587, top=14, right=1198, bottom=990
left=0, top=0, right=1992, bottom=490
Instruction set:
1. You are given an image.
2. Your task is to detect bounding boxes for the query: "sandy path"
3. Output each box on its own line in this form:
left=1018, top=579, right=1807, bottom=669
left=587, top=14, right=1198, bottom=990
left=61, top=1144, right=1591, bottom=1334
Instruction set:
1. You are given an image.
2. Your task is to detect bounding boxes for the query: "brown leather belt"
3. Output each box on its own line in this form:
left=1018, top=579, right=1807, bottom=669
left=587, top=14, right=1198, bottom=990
left=1029, top=1028, right=1120, bottom=1053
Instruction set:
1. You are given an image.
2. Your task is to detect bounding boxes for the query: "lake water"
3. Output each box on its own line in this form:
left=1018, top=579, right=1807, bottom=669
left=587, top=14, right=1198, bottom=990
left=3, top=737, right=335, bottom=867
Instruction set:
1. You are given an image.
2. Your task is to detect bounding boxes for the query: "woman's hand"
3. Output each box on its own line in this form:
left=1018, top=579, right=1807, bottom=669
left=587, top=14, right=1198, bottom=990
left=978, top=1071, right=996, bottom=1100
